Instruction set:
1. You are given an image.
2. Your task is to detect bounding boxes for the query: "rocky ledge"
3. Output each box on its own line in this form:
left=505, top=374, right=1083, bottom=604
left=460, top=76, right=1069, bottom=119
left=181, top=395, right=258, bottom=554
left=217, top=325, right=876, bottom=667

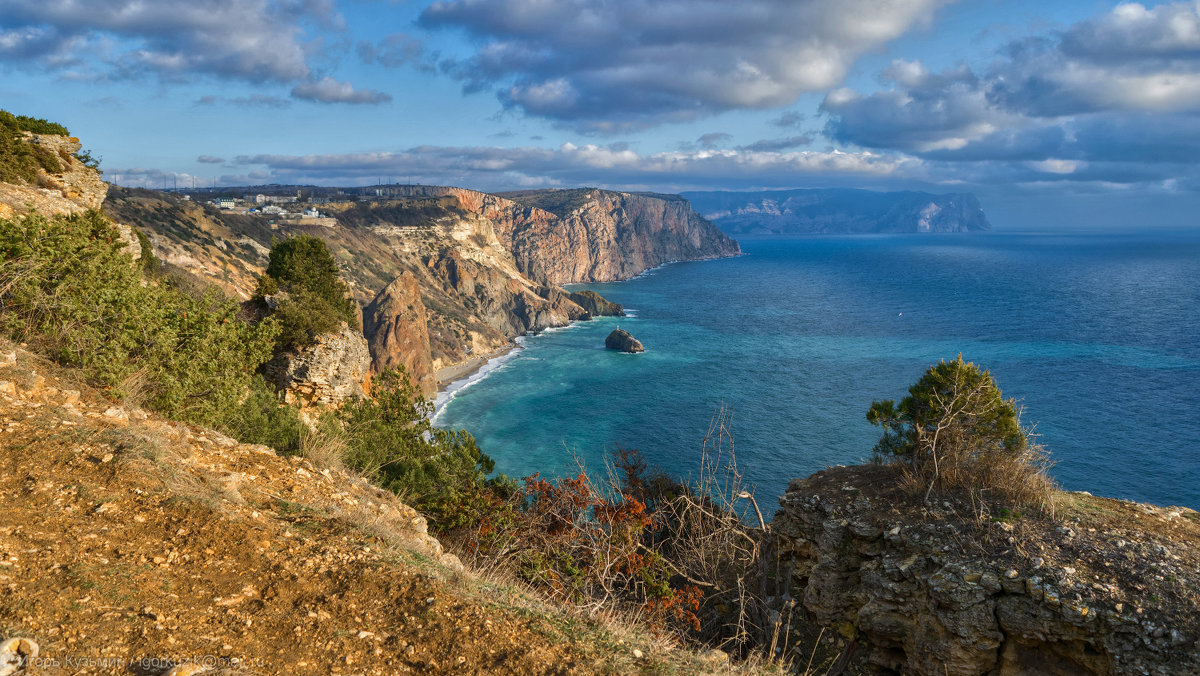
left=605, top=329, right=644, bottom=353
left=774, top=464, right=1200, bottom=676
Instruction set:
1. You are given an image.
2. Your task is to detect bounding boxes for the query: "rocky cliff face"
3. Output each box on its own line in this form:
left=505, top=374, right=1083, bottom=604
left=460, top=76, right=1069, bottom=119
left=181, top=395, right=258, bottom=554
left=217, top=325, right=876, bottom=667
left=499, top=188, right=742, bottom=284
left=569, top=290, right=624, bottom=317
left=262, top=323, right=371, bottom=416
left=105, top=185, right=678, bottom=384
left=363, top=272, right=437, bottom=397
left=773, top=465, right=1200, bottom=676
left=1, top=133, right=140, bottom=262
left=683, top=188, right=991, bottom=235
left=374, top=186, right=740, bottom=285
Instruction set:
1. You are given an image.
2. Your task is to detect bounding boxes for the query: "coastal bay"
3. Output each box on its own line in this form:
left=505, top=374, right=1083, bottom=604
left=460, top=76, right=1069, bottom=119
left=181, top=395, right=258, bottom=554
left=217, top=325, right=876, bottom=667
left=436, top=232, right=1200, bottom=510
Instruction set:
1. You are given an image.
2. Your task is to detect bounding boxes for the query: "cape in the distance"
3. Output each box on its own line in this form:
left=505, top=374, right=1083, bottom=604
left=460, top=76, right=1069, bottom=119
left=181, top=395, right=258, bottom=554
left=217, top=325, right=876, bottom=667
left=684, top=187, right=991, bottom=235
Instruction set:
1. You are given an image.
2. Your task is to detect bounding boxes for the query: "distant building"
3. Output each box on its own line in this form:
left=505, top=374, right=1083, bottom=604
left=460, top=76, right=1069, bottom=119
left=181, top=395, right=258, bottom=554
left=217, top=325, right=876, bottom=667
left=218, top=198, right=237, bottom=209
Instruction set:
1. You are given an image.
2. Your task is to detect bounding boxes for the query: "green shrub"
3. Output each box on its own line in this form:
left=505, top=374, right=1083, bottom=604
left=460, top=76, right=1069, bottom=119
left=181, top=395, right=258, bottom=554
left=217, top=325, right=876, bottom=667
left=218, top=375, right=306, bottom=455
left=868, top=355, right=1056, bottom=508
left=270, top=288, right=344, bottom=351
left=258, top=235, right=358, bottom=352
left=327, top=367, right=495, bottom=529
left=133, top=228, right=159, bottom=273
left=74, top=148, right=101, bottom=171
left=0, top=210, right=279, bottom=428
left=7, top=112, right=69, bottom=136
left=0, top=110, right=67, bottom=184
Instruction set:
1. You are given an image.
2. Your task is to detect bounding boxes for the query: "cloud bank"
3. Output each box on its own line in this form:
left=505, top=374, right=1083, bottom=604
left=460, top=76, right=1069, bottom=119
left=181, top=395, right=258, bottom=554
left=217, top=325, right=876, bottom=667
left=0, top=0, right=387, bottom=104
left=822, top=1, right=1200, bottom=190
left=420, top=0, right=951, bottom=131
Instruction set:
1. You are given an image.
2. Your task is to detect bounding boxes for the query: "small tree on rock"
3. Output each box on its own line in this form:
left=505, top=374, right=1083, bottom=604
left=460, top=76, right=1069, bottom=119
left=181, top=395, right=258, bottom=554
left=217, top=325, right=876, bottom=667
left=868, top=355, right=1054, bottom=508
left=255, top=234, right=359, bottom=351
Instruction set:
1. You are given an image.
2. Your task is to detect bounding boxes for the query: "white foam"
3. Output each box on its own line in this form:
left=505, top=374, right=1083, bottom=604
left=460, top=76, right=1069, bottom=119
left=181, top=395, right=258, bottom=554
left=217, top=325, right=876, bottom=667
left=432, top=343, right=525, bottom=423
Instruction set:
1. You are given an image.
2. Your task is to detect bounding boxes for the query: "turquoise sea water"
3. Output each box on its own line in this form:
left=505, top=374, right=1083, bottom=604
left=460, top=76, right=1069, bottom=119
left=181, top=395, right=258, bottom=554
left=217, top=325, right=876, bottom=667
left=435, top=232, right=1200, bottom=510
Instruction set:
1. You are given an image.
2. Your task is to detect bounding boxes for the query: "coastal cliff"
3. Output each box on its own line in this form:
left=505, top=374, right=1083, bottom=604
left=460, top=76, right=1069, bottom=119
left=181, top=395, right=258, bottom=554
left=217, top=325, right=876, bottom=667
left=774, top=465, right=1200, bottom=675
left=104, top=183, right=717, bottom=384
left=352, top=185, right=741, bottom=285
left=683, top=188, right=991, bottom=235
left=0, top=132, right=141, bottom=261
left=500, top=188, right=742, bottom=284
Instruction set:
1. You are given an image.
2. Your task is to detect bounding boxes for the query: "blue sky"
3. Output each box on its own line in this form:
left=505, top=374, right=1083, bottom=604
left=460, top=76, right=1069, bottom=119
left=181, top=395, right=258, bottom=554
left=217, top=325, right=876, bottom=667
left=3, top=0, right=1199, bottom=228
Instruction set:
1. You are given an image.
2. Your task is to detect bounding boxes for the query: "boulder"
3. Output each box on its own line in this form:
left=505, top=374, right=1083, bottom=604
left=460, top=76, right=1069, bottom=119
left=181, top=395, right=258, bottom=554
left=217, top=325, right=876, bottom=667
left=605, top=328, right=644, bottom=353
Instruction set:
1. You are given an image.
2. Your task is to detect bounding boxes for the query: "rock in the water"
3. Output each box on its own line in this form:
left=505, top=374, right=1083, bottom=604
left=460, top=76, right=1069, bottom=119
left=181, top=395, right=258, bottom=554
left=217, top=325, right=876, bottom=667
left=605, top=329, right=643, bottom=353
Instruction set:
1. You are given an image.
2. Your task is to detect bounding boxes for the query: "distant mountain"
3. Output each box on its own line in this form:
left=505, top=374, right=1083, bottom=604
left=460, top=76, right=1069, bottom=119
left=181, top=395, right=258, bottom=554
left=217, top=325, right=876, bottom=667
left=681, top=188, right=990, bottom=235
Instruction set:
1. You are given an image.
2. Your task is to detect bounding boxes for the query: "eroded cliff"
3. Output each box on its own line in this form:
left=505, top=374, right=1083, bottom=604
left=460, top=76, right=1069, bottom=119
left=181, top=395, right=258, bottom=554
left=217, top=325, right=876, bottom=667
left=499, top=188, right=742, bottom=284
left=104, top=183, right=694, bottom=386
left=774, top=465, right=1200, bottom=675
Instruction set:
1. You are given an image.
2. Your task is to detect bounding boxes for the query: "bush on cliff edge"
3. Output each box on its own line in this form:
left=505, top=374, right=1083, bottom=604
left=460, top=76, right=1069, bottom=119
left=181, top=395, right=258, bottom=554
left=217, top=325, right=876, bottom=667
left=255, top=234, right=359, bottom=352
left=867, top=355, right=1056, bottom=510
left=0, top=110, right=66, bottom=184
left=323, top=366, right=496, bottom=529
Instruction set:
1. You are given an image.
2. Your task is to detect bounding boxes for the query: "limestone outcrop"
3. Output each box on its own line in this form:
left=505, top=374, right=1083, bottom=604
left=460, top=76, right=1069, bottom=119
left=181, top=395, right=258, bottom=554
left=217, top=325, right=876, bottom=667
left=263, top=323, right=371, bottom=414
left=1, top=133, right=140, bottom=264
left=363, top=272, right=437, bottom=397
left=498, top=188, right=742, bottom=284
left=773, top=464, right=1200, bottom=676
left=605, top=329, right=644, bottom=353
left=372, top=185, right=740, bottom=284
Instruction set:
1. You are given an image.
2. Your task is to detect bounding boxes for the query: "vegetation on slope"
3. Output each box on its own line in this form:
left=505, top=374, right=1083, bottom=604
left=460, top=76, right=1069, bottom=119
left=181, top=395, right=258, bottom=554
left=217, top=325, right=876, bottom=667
left=254, top=234, right=360, bottom=352
left=0, top=209, right=277, bottom=428
left=0, top=110, right=66, bottom=184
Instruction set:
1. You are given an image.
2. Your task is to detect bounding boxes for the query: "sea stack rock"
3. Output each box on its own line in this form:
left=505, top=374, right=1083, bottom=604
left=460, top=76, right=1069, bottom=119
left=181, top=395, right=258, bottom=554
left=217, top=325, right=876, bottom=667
left=605, top=328, right=644, bottom=353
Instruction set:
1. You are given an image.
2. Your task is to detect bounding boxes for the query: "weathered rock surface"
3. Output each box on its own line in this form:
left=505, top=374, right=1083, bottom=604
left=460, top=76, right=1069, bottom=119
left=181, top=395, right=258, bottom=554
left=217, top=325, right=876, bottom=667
left=684, top=188, right=991, bottom=235
left=1, top=133, right=140, bottom=264
left=263, top=323, right=371, bottom=414
left=363, top=272, right=437, bottom=397
left=499, top=188, right=742, bottom=284
left=774, top=464, right=1200, bottom=676
left=569, top=289, right=624, bottom=317
left=605, top=329, right=644, bottom=353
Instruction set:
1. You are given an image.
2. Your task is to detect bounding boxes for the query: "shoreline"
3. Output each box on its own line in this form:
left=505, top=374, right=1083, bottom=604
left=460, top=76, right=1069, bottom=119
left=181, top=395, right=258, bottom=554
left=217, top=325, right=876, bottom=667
left=430, top=341, right=526, bottom=422
left=434, top=342, right=521, bottom=394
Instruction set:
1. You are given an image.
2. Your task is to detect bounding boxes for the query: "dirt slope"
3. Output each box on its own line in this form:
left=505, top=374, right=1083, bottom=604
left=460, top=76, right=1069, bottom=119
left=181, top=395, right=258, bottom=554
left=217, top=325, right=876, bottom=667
left=0, top=343, right=735, bottom=675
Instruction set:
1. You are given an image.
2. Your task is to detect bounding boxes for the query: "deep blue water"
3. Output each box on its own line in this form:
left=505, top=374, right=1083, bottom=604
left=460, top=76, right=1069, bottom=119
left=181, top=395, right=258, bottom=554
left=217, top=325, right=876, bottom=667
left=435, top=232, right=1200, bottom=510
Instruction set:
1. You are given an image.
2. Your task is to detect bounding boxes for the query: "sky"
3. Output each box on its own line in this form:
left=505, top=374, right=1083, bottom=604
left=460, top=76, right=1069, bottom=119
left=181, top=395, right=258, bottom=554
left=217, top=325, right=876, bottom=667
left=3, top=0, right=1200, bottom=229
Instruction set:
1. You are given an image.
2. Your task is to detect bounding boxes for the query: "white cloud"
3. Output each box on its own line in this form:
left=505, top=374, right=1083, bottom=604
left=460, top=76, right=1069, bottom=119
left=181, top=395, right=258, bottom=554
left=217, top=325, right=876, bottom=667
left=220, top=143, right=914, bottom=191
left=421, top=0, right=952, bottom=130
left=291, top=76, right=392, bottom=104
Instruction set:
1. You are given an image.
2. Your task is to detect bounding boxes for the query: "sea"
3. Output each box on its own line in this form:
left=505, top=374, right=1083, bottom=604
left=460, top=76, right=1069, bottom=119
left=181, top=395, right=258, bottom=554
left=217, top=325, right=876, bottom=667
left=434, top=230, right=1200, bottom=511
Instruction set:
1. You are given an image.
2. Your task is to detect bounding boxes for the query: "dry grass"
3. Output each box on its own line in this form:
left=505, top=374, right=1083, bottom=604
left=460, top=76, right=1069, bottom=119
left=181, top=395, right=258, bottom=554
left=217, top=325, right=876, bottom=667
left=297, top=424, right=348, bottom=473
left=897, top=423, right=1060, bottom=518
